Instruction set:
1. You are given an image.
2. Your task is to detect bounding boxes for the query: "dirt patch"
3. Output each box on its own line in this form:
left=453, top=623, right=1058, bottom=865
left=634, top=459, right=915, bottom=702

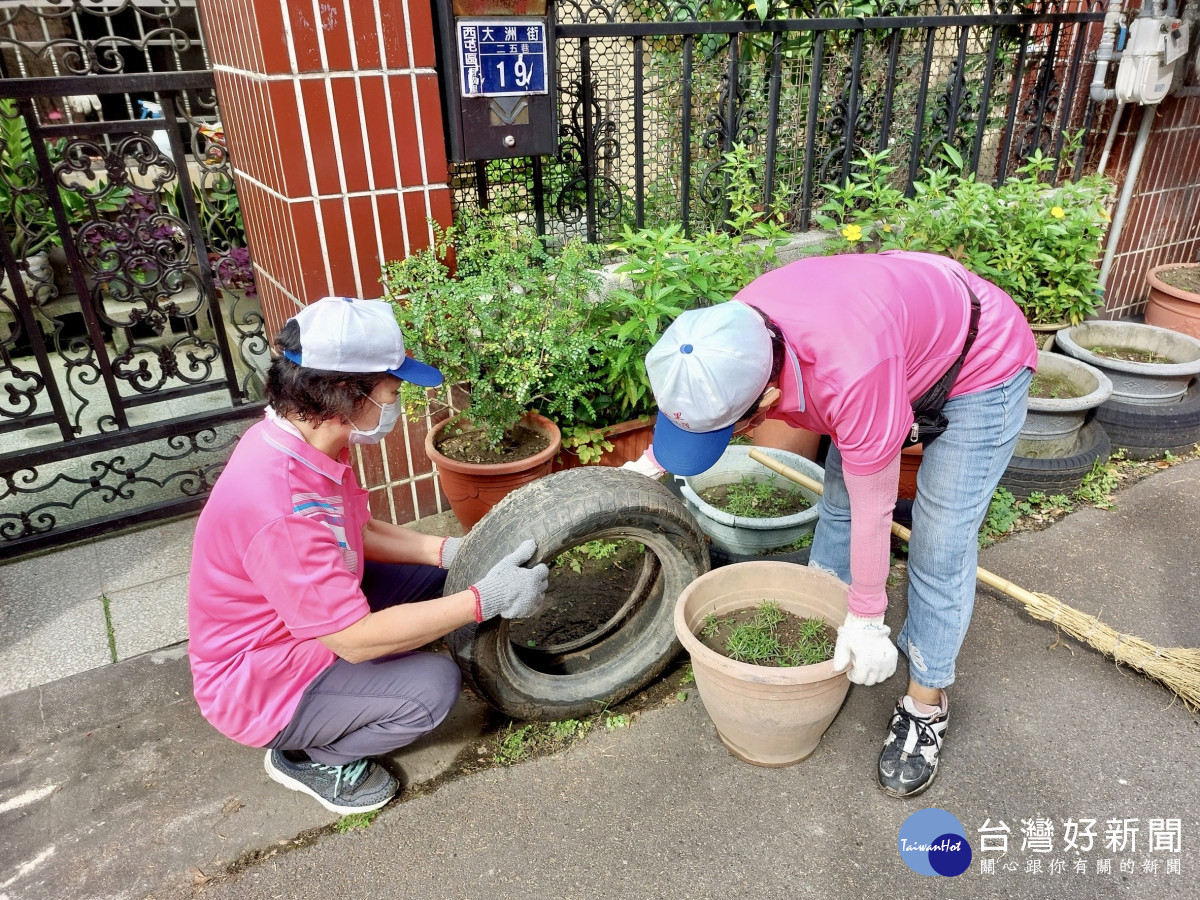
left=1158, top=266, right=1200, bottom=295
left=696, top=602, right=836, bottom=667
left=508, top=540, right=645, bottom=649
left=435, top=423, right=550, bottom=464
left=1086, top=345, right=1172, bottom=364
left=698, top=480, right=812, bottom=518
left=1030, top=372, right=1085, bottom=400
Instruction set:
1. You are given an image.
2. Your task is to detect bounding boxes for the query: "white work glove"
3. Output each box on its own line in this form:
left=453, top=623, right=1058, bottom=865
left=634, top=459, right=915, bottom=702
left=439, top=536, right=463, bottom=569
left=832, top=611, right=898, bottom=685
left=470, top=539, right=549, bottom=620
left=66, top=94, right=102, bottom=116
left=620, top=448, right=666, bottom=479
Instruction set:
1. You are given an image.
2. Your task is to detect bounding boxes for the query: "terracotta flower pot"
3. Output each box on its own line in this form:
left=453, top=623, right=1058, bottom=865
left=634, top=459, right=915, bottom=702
left=426, top=412, right=561, bottom=532
left=674, top=561, right=850, bottom=767
left=1145, top=263, right=1200, bottom=341
left=552, top=415, right=655, bottom=472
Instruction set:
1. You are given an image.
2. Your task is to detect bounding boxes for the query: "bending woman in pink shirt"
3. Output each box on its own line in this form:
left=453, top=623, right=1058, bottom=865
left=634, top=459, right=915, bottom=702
left=188, top=297, right=548, bottom=815
left=633, top=251, right=1037, bottom=798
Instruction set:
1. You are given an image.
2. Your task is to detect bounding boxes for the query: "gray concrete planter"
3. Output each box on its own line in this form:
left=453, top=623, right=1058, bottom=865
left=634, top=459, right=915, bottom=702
left=1017, top=351, right=1112, bottom=458
left=680, top=445, right=823, bottom=556
left=1056, top=321, right=1200, bottom=406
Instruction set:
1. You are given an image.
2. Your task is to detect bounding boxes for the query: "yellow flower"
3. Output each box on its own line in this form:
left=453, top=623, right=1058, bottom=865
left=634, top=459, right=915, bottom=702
left=882, top=223, right=892, bottom=232
left=841, top=223, right=863, bottom=242
left=1050, top=206, right=1066, bottom=219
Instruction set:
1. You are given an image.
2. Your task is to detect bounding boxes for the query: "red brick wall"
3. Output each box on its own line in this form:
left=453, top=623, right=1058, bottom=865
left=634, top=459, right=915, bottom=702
left=1097, top=95, right=1200, bottom=318
left=197, top=0, right=455, bottom=524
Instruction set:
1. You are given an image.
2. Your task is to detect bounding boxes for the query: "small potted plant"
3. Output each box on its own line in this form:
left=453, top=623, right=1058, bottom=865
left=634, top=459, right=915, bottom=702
left=674, top=560, right=850, bottom=766
left=1145, top=262, right=1200, bottom=340
left=382, top=210, right=605, bottom=530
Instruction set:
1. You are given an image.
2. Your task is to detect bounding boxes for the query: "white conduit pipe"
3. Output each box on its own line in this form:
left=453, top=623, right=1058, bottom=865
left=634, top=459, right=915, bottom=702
left=1096, top=100, right=1126, bottom=177
left=1099, top=104, right=1157, bottom=289
left=1090, top=0, right=1127, bottom=103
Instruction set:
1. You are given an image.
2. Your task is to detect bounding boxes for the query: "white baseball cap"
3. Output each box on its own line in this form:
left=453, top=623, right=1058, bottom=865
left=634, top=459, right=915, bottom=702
left=646, top=301, right=773, bottom=476
left=283, top=296, right=443, bottom=387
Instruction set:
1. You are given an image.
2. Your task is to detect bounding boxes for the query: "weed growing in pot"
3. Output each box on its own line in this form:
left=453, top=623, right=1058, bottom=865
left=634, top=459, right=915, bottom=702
left=700, top=600, right=835, bottom=667
left=699, top=476, right=812, bottom=518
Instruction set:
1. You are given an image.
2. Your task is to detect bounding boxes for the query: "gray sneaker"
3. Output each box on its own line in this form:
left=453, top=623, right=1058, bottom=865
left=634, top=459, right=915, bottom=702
left=265, top=749, right=398, bottom=815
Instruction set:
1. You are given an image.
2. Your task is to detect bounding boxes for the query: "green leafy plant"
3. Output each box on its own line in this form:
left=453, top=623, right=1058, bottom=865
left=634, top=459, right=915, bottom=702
left=0, top=98, right=128, bottom=260
left=596, top=143, right=790, bottom=426
left=383, top=209, right=605, bottom=450
left=816, top=141, right=1114, bottom=325
left=553, top=539, right=625, bottom=574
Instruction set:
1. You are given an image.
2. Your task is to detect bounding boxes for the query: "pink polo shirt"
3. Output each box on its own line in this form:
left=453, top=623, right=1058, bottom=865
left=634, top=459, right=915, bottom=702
left=736, top=250, right=1038, bottom=475
left=188, top=410, right=371, bottom=747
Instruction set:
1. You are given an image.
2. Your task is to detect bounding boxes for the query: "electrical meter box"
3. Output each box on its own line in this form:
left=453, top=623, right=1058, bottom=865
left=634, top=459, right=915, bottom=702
left=435, top=0, right=557, bottom=161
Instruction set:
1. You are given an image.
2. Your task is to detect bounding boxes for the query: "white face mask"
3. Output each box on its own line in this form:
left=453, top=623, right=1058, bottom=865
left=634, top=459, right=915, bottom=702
left=349, top=394, right=401, bottom=445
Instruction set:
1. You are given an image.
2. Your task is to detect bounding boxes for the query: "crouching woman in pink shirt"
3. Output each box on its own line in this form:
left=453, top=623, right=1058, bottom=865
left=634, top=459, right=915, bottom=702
left=632, top=251, right=1037, bottom=798
left=188, top=296, right=548, bottom=815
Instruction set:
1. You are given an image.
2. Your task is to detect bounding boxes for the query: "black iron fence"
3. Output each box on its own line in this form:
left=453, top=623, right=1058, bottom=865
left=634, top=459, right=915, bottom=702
left=451, top=0, right=1106, bottom=243
left=0, top=70, right=265, bottom=557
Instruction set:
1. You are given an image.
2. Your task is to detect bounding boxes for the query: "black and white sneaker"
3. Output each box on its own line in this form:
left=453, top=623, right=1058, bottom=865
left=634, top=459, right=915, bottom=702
left=265, top=749, right=398, bottom=815
left=877, top=694, right=948, bottom=798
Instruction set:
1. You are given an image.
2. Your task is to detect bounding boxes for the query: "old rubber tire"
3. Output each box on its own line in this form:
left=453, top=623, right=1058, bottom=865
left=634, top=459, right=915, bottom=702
left=445, top=467, right=709, bottom=721
left=1000, top=420, right=1111, bottom=498
left=1093, top=378, right=1200, bottom=459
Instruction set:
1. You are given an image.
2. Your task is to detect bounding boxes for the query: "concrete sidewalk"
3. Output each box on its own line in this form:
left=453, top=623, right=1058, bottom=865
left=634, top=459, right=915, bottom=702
left=3, top=461, right=1200, bottom=900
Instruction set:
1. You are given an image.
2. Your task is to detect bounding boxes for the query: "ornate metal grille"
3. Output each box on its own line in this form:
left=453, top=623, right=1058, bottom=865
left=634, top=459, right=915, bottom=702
left=0, top=65, right=265, bottom=556
left=450, top=0, right=1106, bottom=244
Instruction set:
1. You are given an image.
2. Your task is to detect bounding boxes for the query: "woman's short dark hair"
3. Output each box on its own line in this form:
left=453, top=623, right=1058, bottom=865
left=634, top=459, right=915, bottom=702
left=265, top=319, right=389, bottom=426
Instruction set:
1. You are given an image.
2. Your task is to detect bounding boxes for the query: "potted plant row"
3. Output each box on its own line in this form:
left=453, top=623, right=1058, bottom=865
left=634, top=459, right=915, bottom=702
left=383, top=145, right=790, bottom=530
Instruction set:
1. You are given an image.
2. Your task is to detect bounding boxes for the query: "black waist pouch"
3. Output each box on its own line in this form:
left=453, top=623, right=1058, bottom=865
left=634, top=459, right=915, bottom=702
left=903, top=283, right=983, bottom=449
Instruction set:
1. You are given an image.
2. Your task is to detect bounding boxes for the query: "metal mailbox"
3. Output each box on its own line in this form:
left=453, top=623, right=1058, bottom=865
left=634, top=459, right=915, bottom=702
left=435, top=0, right=557, bottom=161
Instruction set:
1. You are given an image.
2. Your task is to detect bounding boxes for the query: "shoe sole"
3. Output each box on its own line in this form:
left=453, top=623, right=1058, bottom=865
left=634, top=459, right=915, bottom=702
left=264, top=752, right=394, bottom=816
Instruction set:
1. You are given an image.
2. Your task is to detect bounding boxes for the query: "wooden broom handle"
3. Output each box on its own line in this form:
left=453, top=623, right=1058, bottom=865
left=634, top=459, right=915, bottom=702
left=748, top=448, right=1046, bottom=608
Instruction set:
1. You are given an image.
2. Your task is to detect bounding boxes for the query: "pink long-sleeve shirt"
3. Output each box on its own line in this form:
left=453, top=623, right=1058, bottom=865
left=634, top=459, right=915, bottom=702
left=736, top=251, right=1037, bottom=615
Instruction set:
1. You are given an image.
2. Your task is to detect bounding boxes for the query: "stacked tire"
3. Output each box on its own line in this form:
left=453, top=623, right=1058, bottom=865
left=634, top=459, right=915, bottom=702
left=1000, top=420, right=1111, bottom=498
left=1092, top=379, right=1200, bottom=460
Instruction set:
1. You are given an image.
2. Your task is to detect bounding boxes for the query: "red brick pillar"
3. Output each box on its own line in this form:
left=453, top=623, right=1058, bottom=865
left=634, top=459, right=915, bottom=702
left=198, top=0, right=455, bottom=524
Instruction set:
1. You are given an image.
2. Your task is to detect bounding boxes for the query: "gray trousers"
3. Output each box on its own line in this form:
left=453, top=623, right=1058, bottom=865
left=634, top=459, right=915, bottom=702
left=268, top=562, right=462, bottom=766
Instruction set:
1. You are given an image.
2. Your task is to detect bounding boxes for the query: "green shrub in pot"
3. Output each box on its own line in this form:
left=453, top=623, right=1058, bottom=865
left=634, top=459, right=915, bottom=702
left=816, top=141, right=1114, bottom=326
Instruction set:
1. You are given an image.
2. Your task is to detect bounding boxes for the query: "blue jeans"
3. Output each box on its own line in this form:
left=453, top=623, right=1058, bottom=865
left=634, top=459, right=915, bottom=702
left=809, top=367, right=1032, bottom=690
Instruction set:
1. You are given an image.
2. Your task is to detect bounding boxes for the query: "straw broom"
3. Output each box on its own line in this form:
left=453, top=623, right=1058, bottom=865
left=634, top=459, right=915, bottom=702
left=748, top=448, right=1200, bottom=712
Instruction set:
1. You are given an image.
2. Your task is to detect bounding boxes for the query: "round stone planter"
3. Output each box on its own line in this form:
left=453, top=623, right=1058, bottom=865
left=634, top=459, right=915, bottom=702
left=1056, top=321, right=1200, bottom=406
left=679, top=445, right=823, bottom=556
left=674, top=561, right=850, bottom=767
left=1016, top=351, right=1112, bottom=458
